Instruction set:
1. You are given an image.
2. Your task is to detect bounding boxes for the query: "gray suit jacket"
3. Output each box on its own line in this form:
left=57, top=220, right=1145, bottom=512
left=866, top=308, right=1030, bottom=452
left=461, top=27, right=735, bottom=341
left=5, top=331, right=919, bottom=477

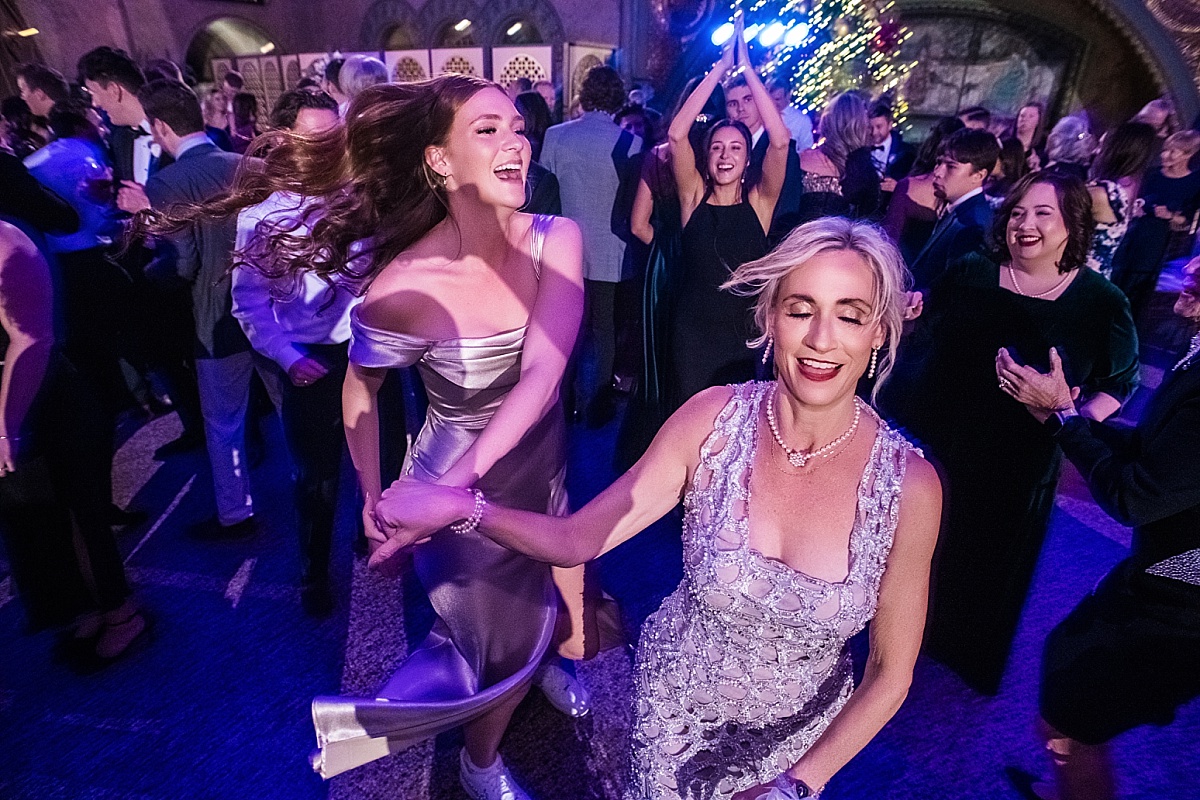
left=541, top=111, right=642, bottom=282
left=146, top=141, right=249, bottom=359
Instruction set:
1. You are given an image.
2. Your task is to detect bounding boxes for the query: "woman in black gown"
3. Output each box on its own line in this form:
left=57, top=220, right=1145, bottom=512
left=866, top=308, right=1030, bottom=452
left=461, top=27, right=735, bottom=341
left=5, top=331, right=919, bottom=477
left=666, top=15, right=790, bottom=408
left=886, top=172, right=1140, bottom=694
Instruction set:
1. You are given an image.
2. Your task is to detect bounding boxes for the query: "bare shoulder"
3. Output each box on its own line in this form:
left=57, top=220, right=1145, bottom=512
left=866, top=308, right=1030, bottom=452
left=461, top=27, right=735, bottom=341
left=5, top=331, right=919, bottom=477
left=540, top=214, right=581, bottom=247
left=896, top=448, right=943, bottom=545
left=661, top=385, right=738, bottom=449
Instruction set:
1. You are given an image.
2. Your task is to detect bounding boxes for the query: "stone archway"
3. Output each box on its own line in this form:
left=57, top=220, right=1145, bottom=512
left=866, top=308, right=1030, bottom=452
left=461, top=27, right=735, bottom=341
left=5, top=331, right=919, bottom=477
left=359, top=0, right=421, bottom=51
left=185, top=16, right=274, bottom=82
left=478, top=0, right=566, bottom=83
left=417, top=0, right=483, bottom=48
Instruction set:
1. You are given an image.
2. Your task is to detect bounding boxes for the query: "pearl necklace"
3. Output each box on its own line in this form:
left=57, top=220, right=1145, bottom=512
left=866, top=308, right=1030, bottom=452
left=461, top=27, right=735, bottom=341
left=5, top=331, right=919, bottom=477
left=1007, top=263, right=1072, bottom=299
left=766, top=388, right=861, bottom=468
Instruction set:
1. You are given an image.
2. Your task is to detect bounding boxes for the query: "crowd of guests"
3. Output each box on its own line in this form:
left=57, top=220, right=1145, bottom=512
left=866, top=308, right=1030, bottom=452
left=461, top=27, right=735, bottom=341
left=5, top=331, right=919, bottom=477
left=1, top=23, right=1198, bottom=800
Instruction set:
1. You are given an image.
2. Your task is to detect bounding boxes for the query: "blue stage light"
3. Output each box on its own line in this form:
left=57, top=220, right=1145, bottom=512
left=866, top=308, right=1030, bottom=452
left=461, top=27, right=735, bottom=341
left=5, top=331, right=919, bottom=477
left=743, top=23, right=764, bottom=42
left=712, top=22, right=735, bottom=46
left=784, top=22, right=810, bottom=47
left=759, top=21, right=786, bottom=47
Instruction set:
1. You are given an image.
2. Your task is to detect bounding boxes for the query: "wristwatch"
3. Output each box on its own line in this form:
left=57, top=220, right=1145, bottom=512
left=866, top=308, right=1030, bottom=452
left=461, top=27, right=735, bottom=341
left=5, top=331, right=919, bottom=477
left=1043, top=405, right=1079, bottom=436
left=772, top=773, right=820, bottom=798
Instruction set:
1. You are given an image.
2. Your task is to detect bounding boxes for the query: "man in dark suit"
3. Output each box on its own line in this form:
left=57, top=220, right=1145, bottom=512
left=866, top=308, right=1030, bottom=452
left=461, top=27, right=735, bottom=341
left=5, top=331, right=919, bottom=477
left=869, top=101, right=916, bottom=195
left=139, top=80, right=269, bottom=538
left=909, top=128, right=1000, bottom=291
left=727, top=73, right=804, bottom=242
left=77, top=47, right=173, bottom=188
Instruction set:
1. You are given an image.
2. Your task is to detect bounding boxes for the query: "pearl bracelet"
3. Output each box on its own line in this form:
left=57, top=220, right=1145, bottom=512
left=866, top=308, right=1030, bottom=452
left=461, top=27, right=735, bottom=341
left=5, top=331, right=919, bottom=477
left=449, top=489, right=486, bottom=535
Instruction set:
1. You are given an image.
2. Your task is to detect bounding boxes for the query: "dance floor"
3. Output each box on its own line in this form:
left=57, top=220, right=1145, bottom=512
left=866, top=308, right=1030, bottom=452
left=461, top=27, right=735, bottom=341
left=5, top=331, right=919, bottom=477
left=2, top=332, right=1198, bottom=800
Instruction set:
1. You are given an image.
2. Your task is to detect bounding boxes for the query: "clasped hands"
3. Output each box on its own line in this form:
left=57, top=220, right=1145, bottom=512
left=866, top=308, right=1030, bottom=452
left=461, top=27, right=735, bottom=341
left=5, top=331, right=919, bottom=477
left=995, top=347, right=1080, bottom=422
left=364, top=477, right=466, bottom=569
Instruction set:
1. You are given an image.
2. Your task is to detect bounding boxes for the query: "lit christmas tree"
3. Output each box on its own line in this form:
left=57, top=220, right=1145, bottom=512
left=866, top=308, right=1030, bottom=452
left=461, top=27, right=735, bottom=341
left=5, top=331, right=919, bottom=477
left=711, top=0, right=913, bottom=118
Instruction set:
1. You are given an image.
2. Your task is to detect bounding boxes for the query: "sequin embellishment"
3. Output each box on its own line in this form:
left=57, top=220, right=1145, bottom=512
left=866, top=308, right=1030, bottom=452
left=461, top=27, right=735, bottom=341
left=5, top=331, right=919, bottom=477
left=625, top=382, right=915, bottom=799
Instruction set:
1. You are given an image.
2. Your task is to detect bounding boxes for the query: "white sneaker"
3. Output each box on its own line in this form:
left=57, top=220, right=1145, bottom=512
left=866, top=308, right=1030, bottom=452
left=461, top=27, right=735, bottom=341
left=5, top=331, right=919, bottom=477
left=534, top=661, right=591, bottom=718
left=459, top=749, right=533, bottom=800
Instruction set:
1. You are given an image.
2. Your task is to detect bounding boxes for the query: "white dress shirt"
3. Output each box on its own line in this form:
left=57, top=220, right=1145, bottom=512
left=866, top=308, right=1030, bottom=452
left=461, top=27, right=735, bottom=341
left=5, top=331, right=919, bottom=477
left=872, top=135, right=893, bottom=174
left=231, top=192, right=359, bottom=371
left=132, top=119, right=163, bottom=184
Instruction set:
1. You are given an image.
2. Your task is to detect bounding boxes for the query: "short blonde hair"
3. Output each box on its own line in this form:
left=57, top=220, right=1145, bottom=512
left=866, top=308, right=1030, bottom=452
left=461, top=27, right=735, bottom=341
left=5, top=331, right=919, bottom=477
left=722, top=217, right=910, bottom=398
left=339, top=55, right=388, bottom=101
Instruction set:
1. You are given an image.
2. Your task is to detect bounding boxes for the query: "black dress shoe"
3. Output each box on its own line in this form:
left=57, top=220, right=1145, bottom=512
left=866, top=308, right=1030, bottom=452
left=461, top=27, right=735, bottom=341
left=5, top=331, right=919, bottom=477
left=186, top=516, right=258, bottom=541
left=301, top=582, right=334, bottom=617
left=153, top=431, right=205, bottom=460
left=108, top=504, right=148, bottom=527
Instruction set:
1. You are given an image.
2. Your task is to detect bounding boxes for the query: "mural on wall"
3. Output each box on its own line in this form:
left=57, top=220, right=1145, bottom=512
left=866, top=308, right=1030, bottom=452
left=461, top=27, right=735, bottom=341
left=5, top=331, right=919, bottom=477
left=491, top=46, right=553, bottom=90
left=385, top=50, right=431, bottom=82
left=901, top=14, right=1077, bottom=121
left=431, top=48, right=486, bottom=77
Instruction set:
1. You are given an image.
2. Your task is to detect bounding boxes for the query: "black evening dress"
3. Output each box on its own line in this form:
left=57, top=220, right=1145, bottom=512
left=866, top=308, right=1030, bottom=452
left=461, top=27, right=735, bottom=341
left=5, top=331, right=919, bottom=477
left=668, top=197, right=768, bottom=409
left=884, top=253, right=1140, bottom=694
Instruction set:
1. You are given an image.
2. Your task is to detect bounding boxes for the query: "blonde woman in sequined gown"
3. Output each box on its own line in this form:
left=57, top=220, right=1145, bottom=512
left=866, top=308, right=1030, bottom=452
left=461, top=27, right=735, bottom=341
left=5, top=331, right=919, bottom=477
left=372, top=218, right=943, bottom=800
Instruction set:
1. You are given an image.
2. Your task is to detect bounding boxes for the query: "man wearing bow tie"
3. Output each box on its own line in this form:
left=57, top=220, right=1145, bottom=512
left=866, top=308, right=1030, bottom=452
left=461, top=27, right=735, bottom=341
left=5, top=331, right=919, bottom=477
left=869, top=102, right=916, bottom=198
left=77, top=47, right=173, bottom=198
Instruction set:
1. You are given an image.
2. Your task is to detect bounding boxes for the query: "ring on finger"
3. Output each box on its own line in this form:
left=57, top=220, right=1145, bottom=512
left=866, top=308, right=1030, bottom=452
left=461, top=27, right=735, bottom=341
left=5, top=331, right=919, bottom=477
left=998, top=377, right=1014, bottom=392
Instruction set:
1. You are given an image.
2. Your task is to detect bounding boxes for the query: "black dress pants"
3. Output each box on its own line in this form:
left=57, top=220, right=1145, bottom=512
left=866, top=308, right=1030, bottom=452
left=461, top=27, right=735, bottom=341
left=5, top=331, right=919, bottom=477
left=279, top=343, right=349, bottom=586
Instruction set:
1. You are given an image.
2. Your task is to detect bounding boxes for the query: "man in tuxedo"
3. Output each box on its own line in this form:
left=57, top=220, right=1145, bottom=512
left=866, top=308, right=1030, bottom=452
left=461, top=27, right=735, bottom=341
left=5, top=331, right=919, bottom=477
left=869, top=102, right=916, bottom=190
left=909, top=128, right=999, bottom=291
left=77, top=47, right=172, bottom=188
left=726, top=73, right=803, bottom=241
left=139, top=80, right=269, bottom=538
left=78, top=47, right=197, bottom=456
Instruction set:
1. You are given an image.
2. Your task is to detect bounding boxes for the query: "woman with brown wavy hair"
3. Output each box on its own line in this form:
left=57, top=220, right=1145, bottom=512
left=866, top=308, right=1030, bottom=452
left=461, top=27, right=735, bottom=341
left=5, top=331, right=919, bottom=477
left=885, top=171, right=1140, bottom=695
left=141, top=75, right=604, bottom=799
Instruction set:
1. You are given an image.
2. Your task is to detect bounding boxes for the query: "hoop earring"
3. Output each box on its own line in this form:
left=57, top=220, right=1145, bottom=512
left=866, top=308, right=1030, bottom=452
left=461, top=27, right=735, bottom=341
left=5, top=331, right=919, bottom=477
left=867, top=347, right=879, bottom=380
left=762, top=336, right=773, bottom=365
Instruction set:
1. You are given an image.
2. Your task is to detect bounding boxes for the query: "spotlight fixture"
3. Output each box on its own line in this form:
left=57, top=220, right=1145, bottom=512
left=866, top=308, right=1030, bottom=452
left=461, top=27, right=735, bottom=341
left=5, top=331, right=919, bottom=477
left=507, top=22, right=523, bottom=36
left=16, top=27, right=39, bottom=37
left=259, top=42, right=275, bottom=54
left=454, top=19, right=472, bottom=32
left=743, top=23, right=763, bottom=42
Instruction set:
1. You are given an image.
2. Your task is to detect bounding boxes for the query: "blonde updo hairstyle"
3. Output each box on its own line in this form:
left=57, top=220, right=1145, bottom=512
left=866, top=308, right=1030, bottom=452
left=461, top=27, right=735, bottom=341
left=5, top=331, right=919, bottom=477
left=722, top=217, right=910, bottom=400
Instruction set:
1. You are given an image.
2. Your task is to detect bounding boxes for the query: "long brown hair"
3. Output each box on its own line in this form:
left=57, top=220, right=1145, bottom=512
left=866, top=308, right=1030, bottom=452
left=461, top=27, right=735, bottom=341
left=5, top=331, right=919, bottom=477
left=132, top=74, right=495, bottom=292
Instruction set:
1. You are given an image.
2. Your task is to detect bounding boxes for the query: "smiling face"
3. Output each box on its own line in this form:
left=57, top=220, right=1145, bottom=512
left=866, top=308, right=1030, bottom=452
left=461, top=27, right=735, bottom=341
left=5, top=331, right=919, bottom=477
left=725, top=85, right=762, bottom=134
left=868, top=115, right=891, bottom=146
left=707, top=124, right=749, bottom=188
left=429, top=87, right=530, bottom=210
left=771, top=249, right=886, bottom=408
left=931, top=155, right=986, bottom=204
left=1006, top=180, right=1070, bottom=268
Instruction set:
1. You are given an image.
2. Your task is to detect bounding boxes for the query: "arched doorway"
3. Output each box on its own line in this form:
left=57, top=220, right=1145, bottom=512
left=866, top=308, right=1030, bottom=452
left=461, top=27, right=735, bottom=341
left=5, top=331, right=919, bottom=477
left=185, top=18, right=274, bottom=82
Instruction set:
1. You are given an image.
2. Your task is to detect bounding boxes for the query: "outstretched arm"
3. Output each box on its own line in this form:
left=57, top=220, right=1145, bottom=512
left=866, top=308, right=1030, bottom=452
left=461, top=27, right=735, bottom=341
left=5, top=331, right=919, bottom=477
left=670, top=24, right=736, bottom=226
left=435, top=217, right=584, bottom=489
left=370, top=386, right=734, bottom=567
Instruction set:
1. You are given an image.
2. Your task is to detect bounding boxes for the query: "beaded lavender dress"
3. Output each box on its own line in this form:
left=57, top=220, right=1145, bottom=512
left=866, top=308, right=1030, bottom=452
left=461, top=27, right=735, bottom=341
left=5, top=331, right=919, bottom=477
left=310, top=215, right=579, bottom=778
left=627, top=382, right=913, bottom=799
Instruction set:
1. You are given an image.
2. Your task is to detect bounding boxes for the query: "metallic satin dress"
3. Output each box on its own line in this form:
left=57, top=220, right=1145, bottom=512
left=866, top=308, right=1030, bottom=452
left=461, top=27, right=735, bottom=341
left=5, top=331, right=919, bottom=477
left=311, top=215, right=570, bottom=778
left=627, top=382, right=913, bottom=799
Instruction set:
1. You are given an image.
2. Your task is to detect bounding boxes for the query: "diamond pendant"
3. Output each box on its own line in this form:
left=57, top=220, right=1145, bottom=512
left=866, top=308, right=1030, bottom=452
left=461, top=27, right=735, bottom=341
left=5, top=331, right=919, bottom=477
left=788, top=452, right=808, bottom=468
